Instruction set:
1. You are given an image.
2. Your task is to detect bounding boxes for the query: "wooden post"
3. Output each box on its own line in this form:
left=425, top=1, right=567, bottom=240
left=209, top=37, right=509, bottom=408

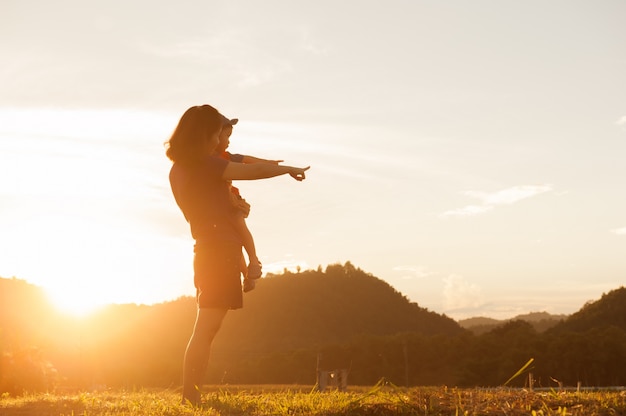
left=403, top=341, right=409, bottom=387
left=338, top=369, right=348, bottom=391
left=318, top=371, right=328, bottom=391
left=316, top=353, right=324, bottom=392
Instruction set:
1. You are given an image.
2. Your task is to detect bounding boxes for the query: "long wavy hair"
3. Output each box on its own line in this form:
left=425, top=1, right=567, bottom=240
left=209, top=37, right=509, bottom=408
left=165, top=105, right=222, bottom=165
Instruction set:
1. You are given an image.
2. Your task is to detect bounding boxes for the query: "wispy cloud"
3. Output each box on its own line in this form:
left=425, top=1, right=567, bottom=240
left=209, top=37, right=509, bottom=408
left=392, top=265, right=432, bottom=280
left=440, top=204, right=493, bottom=218
left=297, top=27, right=329, bottom=56
left=616, top=115, right=626, bottom=127
left=136, top=31, right=293, bottom=89
left=611, top=227, right=626, bottom=236
left=440, top=184, right=552, bottom=218
left=442, top=274, right=484, bottom=311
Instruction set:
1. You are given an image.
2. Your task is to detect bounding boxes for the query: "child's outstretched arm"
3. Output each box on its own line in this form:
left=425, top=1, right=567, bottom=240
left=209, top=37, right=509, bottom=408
left=241, top=155, right=284, bottom=165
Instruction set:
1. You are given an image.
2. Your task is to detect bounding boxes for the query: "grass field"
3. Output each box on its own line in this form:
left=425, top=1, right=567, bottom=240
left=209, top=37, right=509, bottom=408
left=1, top=383, right=625, bottom=415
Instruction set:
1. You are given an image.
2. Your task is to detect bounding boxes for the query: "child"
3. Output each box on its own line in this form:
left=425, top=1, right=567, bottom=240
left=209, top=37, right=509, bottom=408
left=217, top=116, right=283, bottom=292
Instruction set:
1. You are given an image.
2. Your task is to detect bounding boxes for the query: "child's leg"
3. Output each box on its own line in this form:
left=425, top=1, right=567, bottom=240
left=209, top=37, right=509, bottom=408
left=240, top=252, right=256, bottom=293
left=234, top=214, right=259, bottom=264
left=233, top=214, right=262, bottom=279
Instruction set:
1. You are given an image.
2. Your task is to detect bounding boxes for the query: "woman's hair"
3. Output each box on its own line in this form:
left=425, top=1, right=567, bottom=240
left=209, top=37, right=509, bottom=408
left=165, top=104, right=222, bottom=164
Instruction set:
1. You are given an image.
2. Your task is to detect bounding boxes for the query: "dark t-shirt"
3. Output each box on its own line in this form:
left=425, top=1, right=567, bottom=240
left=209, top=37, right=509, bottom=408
left=169, top=156, right=242, bottom=246
left=224, top=152, right=244, bottom=163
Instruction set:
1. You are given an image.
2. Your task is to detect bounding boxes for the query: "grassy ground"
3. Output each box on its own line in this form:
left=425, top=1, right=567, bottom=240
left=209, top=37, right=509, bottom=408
left=1, top=384, right=625, bottom=415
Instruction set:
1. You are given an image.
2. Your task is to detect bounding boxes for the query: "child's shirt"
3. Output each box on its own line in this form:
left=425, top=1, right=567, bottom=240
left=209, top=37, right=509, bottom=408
left=220, top=151, right=244, bottom=197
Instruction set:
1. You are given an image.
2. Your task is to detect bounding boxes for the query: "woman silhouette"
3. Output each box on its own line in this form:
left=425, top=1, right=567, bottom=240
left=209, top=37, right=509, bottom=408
left=165, top=104, right=309, bottom=405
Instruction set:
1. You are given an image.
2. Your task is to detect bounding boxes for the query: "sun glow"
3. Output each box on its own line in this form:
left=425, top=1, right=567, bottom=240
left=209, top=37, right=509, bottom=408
left=46, top=286, right=107, bottom=318
left=0, top=107, right=192, bottom=316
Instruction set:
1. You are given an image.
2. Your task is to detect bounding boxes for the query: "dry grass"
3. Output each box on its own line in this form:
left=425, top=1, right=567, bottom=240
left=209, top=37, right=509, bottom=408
left=1, top=384, right=625, bottom=415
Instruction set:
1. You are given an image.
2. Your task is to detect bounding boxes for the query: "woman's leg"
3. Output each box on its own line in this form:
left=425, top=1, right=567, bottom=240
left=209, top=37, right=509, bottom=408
left=182, top=307, right=228, bottom=405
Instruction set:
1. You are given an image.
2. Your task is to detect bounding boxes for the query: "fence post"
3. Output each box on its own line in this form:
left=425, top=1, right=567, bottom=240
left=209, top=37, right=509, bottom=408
left=338, top=369, right=348, bottom=392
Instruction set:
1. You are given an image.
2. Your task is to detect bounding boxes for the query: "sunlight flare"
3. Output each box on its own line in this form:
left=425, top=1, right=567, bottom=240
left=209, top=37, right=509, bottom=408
left=45, top=286, right=107, bottom=317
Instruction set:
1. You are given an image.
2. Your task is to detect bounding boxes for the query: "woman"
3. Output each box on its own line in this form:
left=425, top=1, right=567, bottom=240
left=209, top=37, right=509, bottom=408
left=165, top=104, right=309, bottom=405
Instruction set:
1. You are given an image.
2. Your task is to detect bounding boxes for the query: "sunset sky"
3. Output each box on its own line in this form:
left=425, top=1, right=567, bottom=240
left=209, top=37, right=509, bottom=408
left=1, top=1, right=625, bottom=319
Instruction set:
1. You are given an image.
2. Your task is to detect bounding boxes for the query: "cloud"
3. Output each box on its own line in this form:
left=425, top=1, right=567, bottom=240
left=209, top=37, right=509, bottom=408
left=616, top=116, right=626, bottom=127
left=440, top=204, right=493, bottom=218
left=465, top=185, right=552, bottom=205
left=392, top=265, right=432, bottom=280
left=440, top=184, right=552, bottom=218
left=136, top=31, right=294, bottom=89
left=611, top=227, right=626, bottom=236
left=297, top=27, right=329, bottom=56
left=442, top=274, right=484, bottom=311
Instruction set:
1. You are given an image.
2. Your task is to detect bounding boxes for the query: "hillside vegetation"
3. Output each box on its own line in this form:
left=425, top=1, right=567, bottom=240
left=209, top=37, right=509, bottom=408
left=215, top=262, right=462, bottom=352
left=1, top=265, right=625, bottom=395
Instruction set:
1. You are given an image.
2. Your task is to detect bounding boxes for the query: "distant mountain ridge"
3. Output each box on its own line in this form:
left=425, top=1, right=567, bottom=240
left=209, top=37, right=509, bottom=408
left=459, top=311, right=568, bottom=335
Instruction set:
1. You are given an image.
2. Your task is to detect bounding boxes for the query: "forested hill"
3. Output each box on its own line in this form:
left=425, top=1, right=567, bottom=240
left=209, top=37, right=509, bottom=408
left=0, top=263, right=463, bottom=357
left=0, top=266, right=463, bottom=389
left=2, top=274, right=626, bottom=389
left=548, top=286, right=626, bottom=334
left=214, top=262, right=463, bottom=352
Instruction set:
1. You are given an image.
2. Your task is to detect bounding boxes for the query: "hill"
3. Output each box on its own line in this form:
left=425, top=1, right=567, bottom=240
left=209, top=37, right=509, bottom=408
left=548, top=286, right=626, bottom=334
left=0, top=277, right=59, bottom=347
left=2, top=273, right=625, bottom=389
left=459, top=311, right=568, bottom=335
left=0, top=265, right=464, bottom=388
left=214, top=262, right=464, bottom=352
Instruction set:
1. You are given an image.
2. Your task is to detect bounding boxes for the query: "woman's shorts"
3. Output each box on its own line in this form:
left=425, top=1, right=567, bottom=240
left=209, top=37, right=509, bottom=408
left=193, top=241, right=243, bottom=309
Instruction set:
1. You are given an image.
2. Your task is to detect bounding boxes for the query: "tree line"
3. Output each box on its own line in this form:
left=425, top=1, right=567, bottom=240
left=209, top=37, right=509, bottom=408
left=1, top=266, right=625, bottom=395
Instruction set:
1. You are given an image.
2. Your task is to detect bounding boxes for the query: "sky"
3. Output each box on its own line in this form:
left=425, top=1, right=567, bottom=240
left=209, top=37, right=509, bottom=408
left=1, top=0, right=625, bottom=319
